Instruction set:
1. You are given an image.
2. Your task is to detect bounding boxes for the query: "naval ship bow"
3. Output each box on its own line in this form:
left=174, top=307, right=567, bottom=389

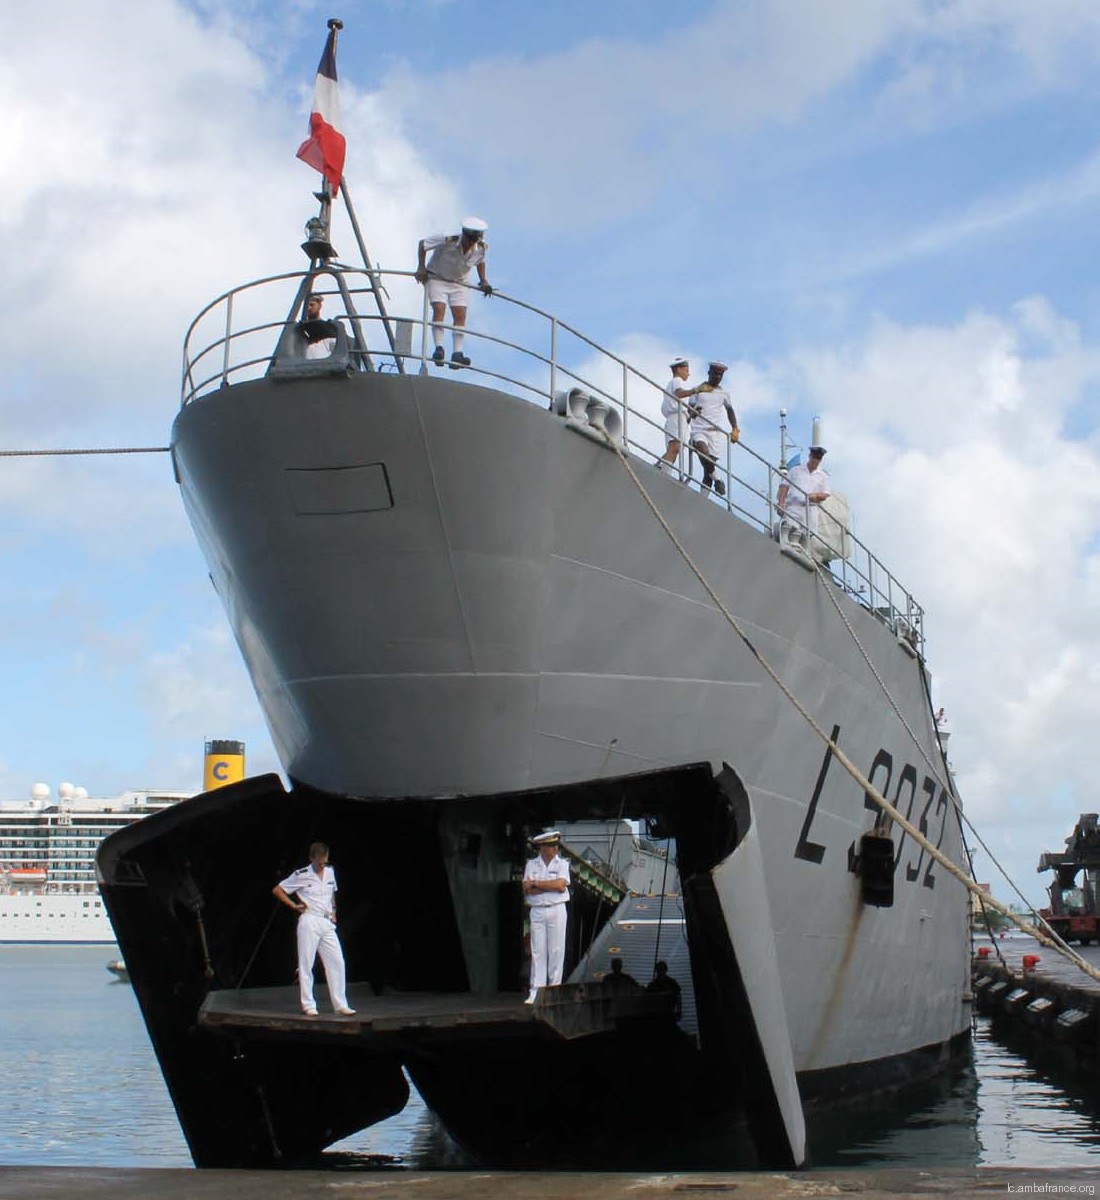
left=98, top=168, right=970, bottom=1171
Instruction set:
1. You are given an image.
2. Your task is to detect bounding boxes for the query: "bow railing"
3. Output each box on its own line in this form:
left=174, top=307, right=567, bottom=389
left=180, top=266, right=924, bottom=654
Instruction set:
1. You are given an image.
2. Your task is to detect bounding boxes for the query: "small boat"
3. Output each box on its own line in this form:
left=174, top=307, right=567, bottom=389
left=8, top=867, right=48, bottom=885
left=105, top=959, right=130, bottom=983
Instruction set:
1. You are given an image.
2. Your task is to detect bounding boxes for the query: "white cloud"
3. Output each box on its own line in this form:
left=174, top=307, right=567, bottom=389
left=0, top=0, right=461, bottom=800
left=0, top=0, right=458, bottom=511
left=925, top=0, right=1100, bottom=84
left=376, top=0, right=1100, bottom=233
left=142, top=621, right=273, bottom=746
left=381, top=0, right=929, bottom=226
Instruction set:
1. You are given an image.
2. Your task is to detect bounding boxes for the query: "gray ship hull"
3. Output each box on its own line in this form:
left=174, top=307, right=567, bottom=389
left=171, top=371, right=969, bottom=1078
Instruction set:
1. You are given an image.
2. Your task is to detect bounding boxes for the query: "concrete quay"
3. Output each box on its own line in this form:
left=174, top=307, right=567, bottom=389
left=973, top=934, right=1100, bottom=1077
left=2, top=1168, right=1099, bottom=1200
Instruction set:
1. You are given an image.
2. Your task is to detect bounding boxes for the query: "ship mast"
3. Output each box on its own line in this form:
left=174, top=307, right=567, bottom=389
left=300, top=17, right=405, bottom=374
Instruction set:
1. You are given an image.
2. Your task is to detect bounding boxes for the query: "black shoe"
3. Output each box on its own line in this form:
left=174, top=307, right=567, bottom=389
left=714, top=479, right=726, bottom=497
left=701, top=478, right=713, bottom=490
left=431, top=346, right=445, bottom=365
left=450, top=352, right=471, bottom=370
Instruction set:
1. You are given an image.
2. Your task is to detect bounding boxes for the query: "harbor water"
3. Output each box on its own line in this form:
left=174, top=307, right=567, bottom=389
left=3, top=939, right=1100, bottom=1170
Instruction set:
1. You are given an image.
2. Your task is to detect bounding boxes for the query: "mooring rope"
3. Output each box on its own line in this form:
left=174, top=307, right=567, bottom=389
left=0, top=447, right=169, bottom=457
left=809, top=553, right=1063, bottom=949
left=603, top=432, right=1100, bottom=984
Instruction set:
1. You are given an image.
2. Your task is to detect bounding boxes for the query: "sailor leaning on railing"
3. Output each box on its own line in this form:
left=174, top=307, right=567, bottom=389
left=415, top=216, right=494, bottom=371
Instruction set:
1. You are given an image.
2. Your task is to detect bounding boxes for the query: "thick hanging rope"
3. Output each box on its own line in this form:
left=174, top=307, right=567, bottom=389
left=0, top=447, right=169, bottom=457
left=603, top=433, right=1100, bottom=984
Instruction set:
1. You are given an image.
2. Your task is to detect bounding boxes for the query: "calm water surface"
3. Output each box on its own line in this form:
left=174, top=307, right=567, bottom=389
left=3, top=943, right=1100, bottom=1170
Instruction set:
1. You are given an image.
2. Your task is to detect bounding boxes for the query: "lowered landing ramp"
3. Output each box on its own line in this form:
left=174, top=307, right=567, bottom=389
left=200, top=981, right=679, bottom=1043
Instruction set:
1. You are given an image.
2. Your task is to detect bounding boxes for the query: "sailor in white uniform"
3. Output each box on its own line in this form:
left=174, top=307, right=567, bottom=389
left=689, top=361, right=740, bottom=495
left=658, top=357, right=699, bottom=476
left=777, top=445, right=830, bottom=542
left=522, top=830, right=570, bottom=1004
left=415, top=217, right=493, bottom=369
left=273, top=842, right=355, bottom=1017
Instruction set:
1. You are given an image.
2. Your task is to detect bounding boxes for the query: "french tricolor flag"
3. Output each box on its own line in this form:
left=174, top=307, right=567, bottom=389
left=296, top=28, right=346, bottom=195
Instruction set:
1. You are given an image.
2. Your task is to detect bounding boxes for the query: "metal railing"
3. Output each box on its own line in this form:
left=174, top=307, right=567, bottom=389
left=181, top=266, right=925, bottom=654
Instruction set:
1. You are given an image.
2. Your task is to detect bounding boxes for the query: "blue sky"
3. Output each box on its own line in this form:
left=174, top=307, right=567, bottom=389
left=4, top=0, right=1100, bottom=906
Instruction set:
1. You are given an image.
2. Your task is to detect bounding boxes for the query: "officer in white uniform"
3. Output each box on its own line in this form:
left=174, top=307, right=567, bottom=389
left=658, top=357, right=699, bottom=476
left=415, top=217, right=493, bottom=369
left=522, top=830, right=570, bottom=1004
left=273, top=842, right=355, bottom=1017
left=777, top=445, right=830, bottom=542
left=689, top=361, right=740, bottom=496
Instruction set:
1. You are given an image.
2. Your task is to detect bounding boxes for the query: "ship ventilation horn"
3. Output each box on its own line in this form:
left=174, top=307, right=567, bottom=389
left=554, top=388, right=623, bottom=446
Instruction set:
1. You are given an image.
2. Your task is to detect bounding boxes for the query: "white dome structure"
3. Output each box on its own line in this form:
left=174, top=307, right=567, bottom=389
left=58, top=782, right=75, bottom=800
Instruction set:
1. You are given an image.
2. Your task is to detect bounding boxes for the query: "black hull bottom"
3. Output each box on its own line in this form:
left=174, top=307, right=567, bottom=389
left=406, top=1027, right=972, bottom=1170
left=98, top=771, right=967, bottom=1169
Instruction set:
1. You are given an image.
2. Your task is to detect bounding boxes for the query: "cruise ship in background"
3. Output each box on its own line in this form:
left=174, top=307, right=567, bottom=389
left=0, top=741, right=242, bottom=944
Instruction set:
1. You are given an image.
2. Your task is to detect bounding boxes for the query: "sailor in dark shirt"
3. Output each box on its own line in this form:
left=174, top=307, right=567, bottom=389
left=604, top=956, right=641, bottom=993
left=297, top=292, right=339, bottom=359
left=646, top=960, right=682, bottom=1021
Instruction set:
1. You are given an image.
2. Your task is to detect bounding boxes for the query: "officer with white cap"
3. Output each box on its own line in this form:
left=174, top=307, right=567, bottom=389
left=522, top=830, right=570, bottom=1004
left=658, top=357, right=701, bottom=477
left=689, top=361, right=740, bottom=496
left=415, top=217, right=493, bottom=369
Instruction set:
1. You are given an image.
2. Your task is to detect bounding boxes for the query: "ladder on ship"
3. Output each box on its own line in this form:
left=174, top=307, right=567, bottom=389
left=560, top=844, right=627, bottom=906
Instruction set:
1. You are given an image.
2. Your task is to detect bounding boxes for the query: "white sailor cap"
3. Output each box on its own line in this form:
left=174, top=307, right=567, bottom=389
left=708, top=360, right=728, bottom=371
left=461, top=216, right=488, bottom=233
left=670, top=357, right=689, bottom=368
left=532, top=830, right=561, bottom=845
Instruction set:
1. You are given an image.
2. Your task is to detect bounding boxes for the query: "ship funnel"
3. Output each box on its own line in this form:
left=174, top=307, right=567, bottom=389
left=204, top=740, right=245, bottom=791
left=811, top=414, right=822, bottom=448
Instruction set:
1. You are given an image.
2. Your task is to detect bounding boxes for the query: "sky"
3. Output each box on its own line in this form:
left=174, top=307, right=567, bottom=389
left=3, top=0, right=1100, bottom=908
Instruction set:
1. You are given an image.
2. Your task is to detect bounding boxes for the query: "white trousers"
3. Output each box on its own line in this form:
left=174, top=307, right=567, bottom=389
left=297, top=911, right=348, bottom=1011
left=529, top=904, right=567, bottom=996
left=784, top=502, right=818, bottom=536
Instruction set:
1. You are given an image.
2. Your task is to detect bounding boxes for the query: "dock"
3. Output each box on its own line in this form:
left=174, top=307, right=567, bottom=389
left=3, top=1167, right=1099, bottom=1200
left=973, top=934, right=1100, bottom=1075
left=200, top=980, right=677, bottom=1043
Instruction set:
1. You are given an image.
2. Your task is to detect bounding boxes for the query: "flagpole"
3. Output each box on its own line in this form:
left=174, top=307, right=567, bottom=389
left=340, top=178, right=405, bottom=374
